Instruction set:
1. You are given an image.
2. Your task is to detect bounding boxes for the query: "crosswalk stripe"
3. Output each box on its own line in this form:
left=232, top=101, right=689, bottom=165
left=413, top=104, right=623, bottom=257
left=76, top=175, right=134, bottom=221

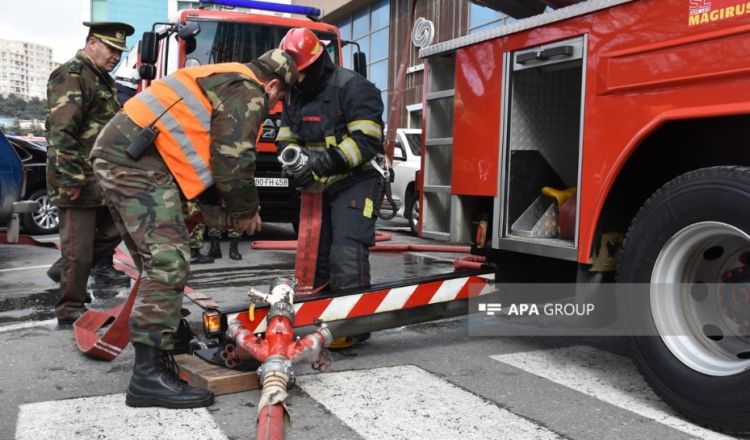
left=16, top=394, right=227, bottom=440
left=297, top=364, right=564, bottom=440
left=491, top=345, right=736, bottom=440
left=0, top=319, right=56, bottom=334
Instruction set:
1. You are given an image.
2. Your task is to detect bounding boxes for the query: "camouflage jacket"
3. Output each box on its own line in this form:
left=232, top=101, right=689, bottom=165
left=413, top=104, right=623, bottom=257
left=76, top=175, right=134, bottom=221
left=200, top=71, right=267, bottom=220
left=46, top=50, right=120, bottom=207
left=90, top=69, right=267, bottom=220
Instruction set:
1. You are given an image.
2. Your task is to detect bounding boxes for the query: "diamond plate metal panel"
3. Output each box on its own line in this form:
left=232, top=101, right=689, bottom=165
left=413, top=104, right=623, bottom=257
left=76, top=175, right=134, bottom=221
left=508, top=64, right=582, bottom=186
left=420, top=0, right=633, bottom=58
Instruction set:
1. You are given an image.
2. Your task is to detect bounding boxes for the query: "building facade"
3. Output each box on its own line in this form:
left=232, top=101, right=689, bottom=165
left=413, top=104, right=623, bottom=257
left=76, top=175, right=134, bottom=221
left=0, top=40, right=57, bottom=101
left=311, top=0, right=518, bottom=129
left=91, top=0, right=169, bottom=51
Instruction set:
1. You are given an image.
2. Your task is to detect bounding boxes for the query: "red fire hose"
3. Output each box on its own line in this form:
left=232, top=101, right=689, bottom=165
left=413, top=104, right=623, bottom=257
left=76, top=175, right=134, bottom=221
left=252, top=229, right=470, bottom=254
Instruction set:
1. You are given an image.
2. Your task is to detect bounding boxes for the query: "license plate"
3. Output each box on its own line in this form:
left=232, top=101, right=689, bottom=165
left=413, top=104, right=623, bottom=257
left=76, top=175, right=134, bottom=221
left=255, top=177, right=289, bottom=187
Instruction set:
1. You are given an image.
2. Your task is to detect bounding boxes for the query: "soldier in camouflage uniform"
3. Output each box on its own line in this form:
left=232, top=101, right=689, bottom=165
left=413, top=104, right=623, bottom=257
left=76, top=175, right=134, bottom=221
left=46, top=22, right=134, bottom=324
left=188, top=216, right=244, bottom=262
left=188, top=223, right=214, bottom=263
left=207, top=226, right=244, bottom=260
left=186, top=201, right=214, bottom=264
left=90, top=49, right=297, bottom=409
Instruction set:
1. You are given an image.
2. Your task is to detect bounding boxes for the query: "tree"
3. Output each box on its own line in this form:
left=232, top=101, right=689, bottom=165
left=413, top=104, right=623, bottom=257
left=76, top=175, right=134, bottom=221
left=0, top=94, right=48, bottom=122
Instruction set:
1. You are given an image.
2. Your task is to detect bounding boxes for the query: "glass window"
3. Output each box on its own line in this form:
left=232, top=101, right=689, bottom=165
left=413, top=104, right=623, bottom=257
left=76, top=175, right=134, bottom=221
left=91, top=0, right=107, bottom=21
left=339, top=20, right=352, bottom=41
left=337, top=1, right=390, bottom=120
left=355, top=37, right=369, bottom=61
left=471, top=22, right=500, bottom=34
left=187, top=20, right=339, bottom=66
left=470, top=2, right=503, bottom=29
left=371, top=0, right=390, bottom=30
left=405, top=133, right=421, bottom=156
left=370, top=60, right=387, bottom=91
left=370, top=28, right=388, bottom=62
left=178, top=1, right=201, bottom=10
left=468, top=1, right=516, bottom=34
left=352, top=9, right=369, bottom=39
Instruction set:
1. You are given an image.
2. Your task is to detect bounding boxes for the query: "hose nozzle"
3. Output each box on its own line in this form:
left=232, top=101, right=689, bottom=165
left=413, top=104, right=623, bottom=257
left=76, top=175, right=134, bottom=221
left=278, top=145, right=307, bottom=174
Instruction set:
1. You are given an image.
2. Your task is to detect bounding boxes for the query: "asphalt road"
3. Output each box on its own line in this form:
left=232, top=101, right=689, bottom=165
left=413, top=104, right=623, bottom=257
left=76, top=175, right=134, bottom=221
left=0, top=219, right=740, bottom=440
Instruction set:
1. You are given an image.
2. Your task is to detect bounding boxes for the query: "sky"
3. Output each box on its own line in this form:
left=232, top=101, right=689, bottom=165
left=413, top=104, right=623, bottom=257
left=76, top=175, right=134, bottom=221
left=0, top=0, right=88, bottom=64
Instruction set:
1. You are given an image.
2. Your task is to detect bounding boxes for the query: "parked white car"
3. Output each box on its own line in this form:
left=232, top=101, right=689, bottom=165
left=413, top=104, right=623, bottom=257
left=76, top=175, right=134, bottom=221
left=390, top=128, right=422, bottom=234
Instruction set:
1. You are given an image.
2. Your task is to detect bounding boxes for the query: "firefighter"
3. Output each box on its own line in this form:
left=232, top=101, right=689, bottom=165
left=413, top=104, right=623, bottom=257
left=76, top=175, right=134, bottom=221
left=45, top=21, right=134, bottom=325
left=278, top=28, right=384, bottom=348
left=90, top=49, right=298, bottom=408
left=278, top=28, right=385, bottom=290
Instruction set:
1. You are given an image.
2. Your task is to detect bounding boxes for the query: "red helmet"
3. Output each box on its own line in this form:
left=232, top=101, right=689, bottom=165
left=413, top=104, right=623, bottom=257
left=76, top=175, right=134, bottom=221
left=280, top=28, right=323, bottom=71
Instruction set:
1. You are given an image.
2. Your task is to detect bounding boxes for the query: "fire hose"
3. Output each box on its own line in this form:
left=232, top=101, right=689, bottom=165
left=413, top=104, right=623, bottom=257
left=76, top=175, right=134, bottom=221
left=220, top=278, right=333, bottom=440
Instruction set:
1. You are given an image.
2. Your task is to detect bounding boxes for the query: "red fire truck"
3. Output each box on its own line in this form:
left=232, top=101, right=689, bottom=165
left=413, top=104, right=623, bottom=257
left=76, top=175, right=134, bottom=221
left=159, top=0, right=748, bottom=433
left=136, top=0, right=364, bottom=229
left=413, top=0, right=750, bottom=432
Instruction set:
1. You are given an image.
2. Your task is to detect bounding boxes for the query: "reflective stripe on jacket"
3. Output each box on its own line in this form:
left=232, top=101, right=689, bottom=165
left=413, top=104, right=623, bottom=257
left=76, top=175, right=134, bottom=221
left=123, top=63, right=260, bottom=199
left=278, top=66, right=384, bottom=188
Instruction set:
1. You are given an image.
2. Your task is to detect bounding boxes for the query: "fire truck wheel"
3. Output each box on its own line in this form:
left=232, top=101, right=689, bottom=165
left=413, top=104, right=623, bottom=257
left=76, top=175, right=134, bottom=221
left=618, top=166, right=750, bottom=434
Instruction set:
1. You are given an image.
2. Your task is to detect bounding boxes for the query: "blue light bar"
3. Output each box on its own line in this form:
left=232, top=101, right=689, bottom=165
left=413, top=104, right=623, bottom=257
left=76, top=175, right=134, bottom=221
left=198, top=0, right=321, bottom=17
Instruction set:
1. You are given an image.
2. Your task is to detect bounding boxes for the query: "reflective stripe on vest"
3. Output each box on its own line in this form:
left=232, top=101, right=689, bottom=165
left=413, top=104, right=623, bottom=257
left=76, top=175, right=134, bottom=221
left=123, top=63, right=261, bottom=199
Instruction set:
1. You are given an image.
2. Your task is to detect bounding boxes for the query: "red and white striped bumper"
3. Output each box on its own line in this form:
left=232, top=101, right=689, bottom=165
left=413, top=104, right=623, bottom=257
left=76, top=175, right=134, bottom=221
left=227, top=273, right=496, bottom=334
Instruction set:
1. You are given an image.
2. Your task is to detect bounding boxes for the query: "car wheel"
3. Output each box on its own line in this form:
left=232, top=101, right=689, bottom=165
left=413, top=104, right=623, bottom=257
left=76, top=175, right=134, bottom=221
left=405, top=190, right=419, bottom=236
left=618, top=166, right=750, bottom=433
left=21, top=189, right=58, bottom=235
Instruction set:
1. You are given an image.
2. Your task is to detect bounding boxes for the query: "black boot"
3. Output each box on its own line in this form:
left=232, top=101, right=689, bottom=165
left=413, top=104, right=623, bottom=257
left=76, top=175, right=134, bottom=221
left=91, top=255, right=130, bottom=285
left=126, top=343, right=214, bottom=408
left=190, top=248, right=214, bottom=265
left=207, top=237, right=222, bottom=259
left=229, top=238, right=242, bottom=260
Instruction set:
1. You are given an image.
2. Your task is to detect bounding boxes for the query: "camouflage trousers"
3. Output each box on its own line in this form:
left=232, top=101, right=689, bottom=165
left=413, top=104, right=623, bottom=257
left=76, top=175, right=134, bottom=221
left=92, top=154, right=190, bottom=350
left=191, top=224, right=243, bottom=249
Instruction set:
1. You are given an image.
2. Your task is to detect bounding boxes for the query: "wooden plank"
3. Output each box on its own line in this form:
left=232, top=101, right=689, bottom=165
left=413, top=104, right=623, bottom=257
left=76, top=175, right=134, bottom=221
left=175, top=354, right=259, bottom=395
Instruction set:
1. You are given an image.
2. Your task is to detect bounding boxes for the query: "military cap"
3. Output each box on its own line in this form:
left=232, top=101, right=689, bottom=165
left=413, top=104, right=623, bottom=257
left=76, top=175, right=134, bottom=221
left=83, top=21, right=134, bottom=52
left=255, top=49, right=298, bottom=89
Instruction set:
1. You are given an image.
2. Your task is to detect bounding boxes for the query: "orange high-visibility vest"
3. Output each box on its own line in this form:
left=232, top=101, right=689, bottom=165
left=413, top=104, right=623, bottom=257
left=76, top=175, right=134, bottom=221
left=123, top=63, right=261, bottom=199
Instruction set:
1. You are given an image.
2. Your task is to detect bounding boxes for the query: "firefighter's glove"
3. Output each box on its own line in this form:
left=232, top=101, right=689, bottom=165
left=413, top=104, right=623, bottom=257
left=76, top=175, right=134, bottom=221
left=290, top=162, right=319, bottom=189
left=292, top=148, right=348, bottom=189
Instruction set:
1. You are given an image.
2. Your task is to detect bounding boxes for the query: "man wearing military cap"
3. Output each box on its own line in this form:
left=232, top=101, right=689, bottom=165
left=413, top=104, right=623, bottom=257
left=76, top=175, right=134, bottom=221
left=90, top=49, right=298, bottom=409
left=45, top=21, right=134, bottom=325
left=83, top=21, right=134, bottom=52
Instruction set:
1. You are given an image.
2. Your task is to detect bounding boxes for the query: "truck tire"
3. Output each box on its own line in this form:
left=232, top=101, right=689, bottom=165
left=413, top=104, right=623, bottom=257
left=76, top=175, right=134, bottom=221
left=21, top=188, right=58, bottom=235
left=618, top=166, right=750, bottom=434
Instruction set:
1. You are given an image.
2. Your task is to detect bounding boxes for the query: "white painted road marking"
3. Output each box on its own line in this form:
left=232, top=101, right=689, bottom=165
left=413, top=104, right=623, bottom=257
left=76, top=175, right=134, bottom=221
left=0, top=264, right=51, bottom=273
left=491, top=345, right=736, bottom=440
left=16, top=393, right=228, bottom=440
left=0, top=319, right=56, bottom=334
left=298, top=364, right=564, bottom=440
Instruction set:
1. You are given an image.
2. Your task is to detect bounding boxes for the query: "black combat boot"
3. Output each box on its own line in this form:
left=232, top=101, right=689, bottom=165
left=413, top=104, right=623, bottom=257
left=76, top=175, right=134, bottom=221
left=190, top=248, right=214, bottom=265
left=229, top=238, right=242, bottom=260
left=91, top=255, right=130, bottom=284
left=207, top=237, right=222, bottom=259
left=126, top=343, right=214, bottom=408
